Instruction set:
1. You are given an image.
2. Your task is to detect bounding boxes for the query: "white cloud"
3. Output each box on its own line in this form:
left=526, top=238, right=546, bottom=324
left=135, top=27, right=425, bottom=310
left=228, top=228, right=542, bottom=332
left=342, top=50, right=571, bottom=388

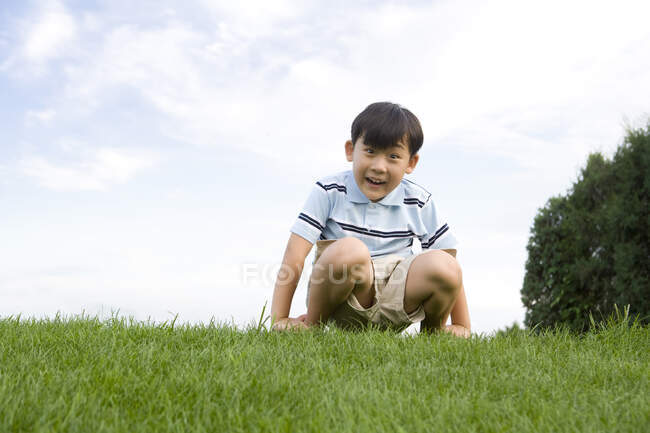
left=199, top=0, right=307, bottom=37
left=25, top=109, right=56, bottom=125
left=22, top=1, right=77, bottom=62
left=53, top=0, right=648, bottom=177
left=20, top=145, right=157, bottom=191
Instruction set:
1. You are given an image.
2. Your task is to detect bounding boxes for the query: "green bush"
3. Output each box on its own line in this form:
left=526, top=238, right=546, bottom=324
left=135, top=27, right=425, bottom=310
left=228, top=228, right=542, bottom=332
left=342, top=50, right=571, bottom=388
left=522, top=123, right=650, bottom=332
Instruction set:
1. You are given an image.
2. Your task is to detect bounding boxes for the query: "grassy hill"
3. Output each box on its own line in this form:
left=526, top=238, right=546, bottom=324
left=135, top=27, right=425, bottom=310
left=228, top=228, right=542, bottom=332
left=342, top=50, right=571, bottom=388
left=1, top=312, right=648, bottom=433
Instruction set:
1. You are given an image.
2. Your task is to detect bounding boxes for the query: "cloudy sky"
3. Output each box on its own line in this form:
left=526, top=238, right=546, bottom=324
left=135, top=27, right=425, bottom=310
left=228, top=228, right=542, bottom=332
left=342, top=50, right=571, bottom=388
left=1, top=0, right=648, bottom=335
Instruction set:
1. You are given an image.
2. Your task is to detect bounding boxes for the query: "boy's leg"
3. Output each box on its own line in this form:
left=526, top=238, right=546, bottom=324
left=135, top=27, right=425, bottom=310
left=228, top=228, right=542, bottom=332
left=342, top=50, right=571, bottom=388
left=306, top=237, right=374, bottom=326
left=402, top=250, right=462, bottom=333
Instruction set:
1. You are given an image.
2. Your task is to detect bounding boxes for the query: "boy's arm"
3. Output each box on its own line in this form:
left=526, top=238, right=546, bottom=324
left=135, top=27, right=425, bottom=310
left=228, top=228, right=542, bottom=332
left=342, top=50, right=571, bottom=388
left=442, top=249, right=471, bottom=337
left=270, top=232, right=313, bottom=326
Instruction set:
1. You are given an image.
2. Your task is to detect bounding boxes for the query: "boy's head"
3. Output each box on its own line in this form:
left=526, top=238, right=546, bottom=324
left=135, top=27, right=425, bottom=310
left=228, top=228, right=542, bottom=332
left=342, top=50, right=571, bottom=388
left=345, top=102, right=422, bottom=203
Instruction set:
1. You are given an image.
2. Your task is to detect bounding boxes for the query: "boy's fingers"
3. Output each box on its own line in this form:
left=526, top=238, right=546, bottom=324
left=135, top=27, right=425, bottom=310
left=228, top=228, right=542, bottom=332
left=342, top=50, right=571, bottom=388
left=444, top=324, right=470, bottom=338
left=272, top=318, right=309, bottom=331
left=288, top=319, right=309, bottom=330
left=271, top=319, right=290, bottom=331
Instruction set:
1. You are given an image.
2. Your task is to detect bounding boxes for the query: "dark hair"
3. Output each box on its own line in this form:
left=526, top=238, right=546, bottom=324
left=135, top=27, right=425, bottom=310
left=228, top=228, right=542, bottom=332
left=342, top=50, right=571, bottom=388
left=351, top=102, right=423, bottom=156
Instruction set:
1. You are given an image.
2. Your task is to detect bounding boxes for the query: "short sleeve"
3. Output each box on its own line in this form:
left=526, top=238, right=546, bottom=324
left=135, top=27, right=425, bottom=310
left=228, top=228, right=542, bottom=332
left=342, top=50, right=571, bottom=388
left=289, top=182, right=331, bottom=244
left=418, top=198, right=459, bottom=250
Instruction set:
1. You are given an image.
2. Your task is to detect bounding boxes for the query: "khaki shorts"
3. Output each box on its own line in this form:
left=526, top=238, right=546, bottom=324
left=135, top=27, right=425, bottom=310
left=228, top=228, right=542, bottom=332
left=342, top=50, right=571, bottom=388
left=305, top=239, right=427, bottom=332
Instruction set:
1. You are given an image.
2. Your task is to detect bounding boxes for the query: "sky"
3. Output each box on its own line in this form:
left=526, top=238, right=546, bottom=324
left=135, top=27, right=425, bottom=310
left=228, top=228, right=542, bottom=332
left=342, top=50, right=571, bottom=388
left=1, top=0, right=649, bottom=336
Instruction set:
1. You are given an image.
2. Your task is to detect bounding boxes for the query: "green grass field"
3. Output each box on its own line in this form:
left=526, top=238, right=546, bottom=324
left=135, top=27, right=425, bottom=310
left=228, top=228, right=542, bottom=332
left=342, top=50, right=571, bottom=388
left=1, top=310, right=648, bottom=433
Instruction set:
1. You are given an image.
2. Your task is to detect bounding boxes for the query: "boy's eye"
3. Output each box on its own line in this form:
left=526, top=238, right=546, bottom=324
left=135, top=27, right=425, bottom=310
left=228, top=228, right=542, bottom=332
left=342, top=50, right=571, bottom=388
left=390, top=154, right=399, bottom=159
left=365, top=148, right=374, bottom=154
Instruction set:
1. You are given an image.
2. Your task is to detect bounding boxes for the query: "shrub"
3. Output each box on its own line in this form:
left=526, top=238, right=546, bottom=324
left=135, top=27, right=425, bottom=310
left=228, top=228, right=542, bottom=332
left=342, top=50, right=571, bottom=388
left=521, top=123, right=649, bottom=332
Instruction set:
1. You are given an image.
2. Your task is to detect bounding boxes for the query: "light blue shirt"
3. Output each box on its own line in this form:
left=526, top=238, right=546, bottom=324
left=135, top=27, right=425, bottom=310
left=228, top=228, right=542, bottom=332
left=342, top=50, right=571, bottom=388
left=290, top=170, right=459, bottom=258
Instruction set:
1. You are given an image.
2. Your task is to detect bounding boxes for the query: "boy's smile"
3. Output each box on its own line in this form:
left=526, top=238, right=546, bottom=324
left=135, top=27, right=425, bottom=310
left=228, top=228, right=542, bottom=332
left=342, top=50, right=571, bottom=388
left=345, top=136, right=419, bottom=203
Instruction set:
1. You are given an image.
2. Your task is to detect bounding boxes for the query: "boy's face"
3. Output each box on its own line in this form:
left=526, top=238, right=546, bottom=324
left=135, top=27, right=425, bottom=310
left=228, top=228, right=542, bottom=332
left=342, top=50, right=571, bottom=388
left=345, top=136, right=419, bottom=203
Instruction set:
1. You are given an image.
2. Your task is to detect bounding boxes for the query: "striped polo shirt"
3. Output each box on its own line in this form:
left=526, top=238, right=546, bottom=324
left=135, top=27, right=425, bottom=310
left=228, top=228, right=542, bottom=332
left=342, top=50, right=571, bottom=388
left=290, top=170, right=459, bottom=258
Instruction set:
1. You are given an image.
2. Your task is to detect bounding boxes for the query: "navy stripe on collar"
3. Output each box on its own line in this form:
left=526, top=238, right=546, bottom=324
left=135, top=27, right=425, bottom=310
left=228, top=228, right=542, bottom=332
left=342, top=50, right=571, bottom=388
left=404, top=198, right=426, bottom=208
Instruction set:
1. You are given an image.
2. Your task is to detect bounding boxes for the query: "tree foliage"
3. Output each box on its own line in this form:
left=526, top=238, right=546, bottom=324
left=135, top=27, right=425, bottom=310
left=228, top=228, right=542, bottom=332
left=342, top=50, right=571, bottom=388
left=522, top=123, right=649, bottom=332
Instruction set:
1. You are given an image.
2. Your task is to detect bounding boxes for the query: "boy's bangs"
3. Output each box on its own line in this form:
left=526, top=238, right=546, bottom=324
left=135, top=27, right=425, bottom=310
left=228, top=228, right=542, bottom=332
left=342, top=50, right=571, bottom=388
left=362, top=116, right=413, bottom=151
left=351, top=102, right=423, bottom=156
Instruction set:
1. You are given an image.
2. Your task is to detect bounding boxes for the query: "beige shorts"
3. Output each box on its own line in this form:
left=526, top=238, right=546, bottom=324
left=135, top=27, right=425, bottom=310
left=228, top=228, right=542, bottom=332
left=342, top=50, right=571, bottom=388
left=306, top=239, right=427, bottom=332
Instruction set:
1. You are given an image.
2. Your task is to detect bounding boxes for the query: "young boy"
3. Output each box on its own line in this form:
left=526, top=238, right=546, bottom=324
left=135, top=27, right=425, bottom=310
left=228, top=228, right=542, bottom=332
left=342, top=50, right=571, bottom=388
left=270, top=102, right=470, bottom=337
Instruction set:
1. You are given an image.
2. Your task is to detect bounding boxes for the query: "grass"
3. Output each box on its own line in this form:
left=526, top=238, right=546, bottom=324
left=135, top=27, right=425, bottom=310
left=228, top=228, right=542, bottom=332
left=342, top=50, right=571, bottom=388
left=0, top=308, right=648, bottom=433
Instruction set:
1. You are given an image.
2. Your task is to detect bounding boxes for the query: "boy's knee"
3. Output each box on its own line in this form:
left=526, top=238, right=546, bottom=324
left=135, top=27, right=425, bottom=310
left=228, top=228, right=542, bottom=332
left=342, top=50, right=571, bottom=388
left=322, top=237, right=371, bottom=267
left=416, top=251, right=462, bottom=295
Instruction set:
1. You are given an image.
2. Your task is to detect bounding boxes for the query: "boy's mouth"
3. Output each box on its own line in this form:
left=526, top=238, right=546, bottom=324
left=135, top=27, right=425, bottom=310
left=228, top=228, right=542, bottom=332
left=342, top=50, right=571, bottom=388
left=366, top=177, right=385, bottom=186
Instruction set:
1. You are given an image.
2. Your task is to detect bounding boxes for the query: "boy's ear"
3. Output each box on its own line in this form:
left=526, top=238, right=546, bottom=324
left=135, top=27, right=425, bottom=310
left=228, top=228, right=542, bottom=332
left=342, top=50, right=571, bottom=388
left=345, top=140, right=354, bottom=162
left=405, top=153, right=419, bottom=174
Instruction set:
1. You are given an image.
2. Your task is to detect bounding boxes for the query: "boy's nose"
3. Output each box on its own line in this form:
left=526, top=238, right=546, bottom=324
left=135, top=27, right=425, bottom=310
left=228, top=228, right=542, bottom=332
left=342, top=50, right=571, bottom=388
left=370, top=158, right=386, bottom=173
left=370, top=159, right=388, bottom=173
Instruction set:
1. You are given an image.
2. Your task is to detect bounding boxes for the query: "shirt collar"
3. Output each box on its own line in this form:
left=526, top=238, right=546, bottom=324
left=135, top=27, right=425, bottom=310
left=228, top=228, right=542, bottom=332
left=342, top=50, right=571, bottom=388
left=344, top=170, right=404, bottom=206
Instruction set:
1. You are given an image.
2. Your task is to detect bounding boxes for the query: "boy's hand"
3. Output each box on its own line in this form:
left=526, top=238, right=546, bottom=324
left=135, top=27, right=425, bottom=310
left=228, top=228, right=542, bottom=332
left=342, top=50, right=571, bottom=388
left=443, top=324, right=471, bottom=338
left=271, top=316, right=310, bottom=331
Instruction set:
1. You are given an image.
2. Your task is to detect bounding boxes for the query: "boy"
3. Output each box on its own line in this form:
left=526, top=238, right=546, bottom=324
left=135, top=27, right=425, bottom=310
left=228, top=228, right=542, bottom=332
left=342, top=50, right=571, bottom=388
left=270, top=102, right=470, bottom=337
